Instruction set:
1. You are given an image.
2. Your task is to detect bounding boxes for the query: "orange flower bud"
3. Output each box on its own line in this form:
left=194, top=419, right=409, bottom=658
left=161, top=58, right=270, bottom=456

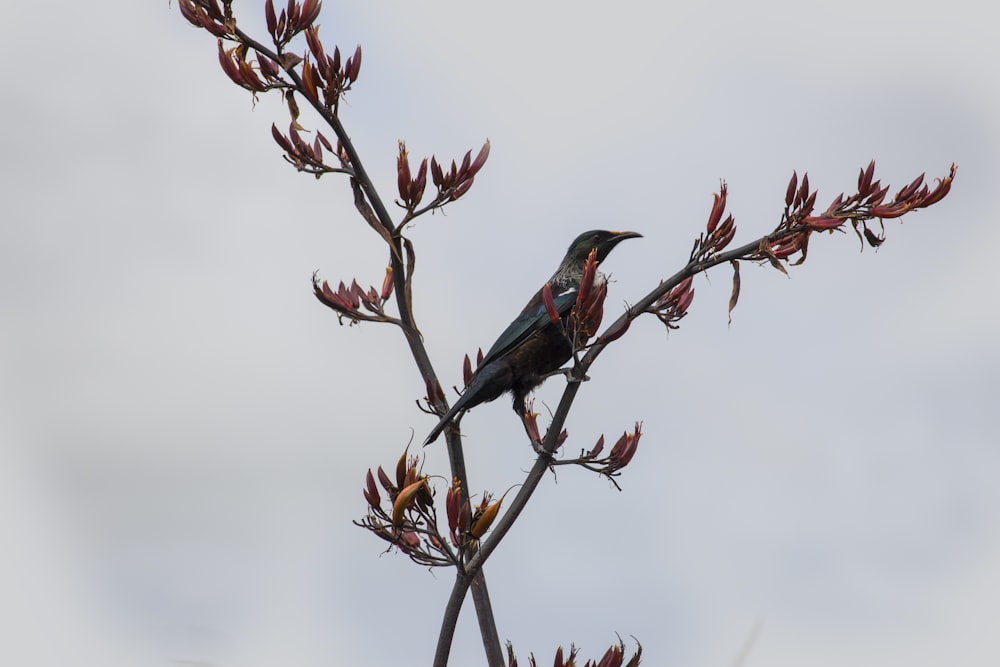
left=921, top=165, right=956, bottom=206
left=391, top=479, right=426, bottom=526
left=301, top=59, right=320, bottom=102
left=394, top=449, right=408, bottom=488
left=380, top=266, right=394, bottom=301
left=470, top=496, right=504, bottom=539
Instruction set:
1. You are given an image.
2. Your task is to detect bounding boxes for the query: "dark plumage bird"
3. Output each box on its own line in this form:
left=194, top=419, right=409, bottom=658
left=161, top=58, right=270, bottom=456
left=423, top=230, right=641, bottom=445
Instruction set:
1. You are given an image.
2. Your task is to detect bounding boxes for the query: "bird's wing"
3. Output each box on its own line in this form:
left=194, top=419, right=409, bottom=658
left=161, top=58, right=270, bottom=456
left=479, top=285, right=578, bottom=367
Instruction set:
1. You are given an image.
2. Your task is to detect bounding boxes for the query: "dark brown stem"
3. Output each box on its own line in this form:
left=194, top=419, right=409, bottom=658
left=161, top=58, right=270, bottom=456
left=470, top=570, right=504, bottom=667
left=433, top=576, right=471, bottom=667
left=228, top=23, right=499, bottom=667
left=466, top=381, right=582, bottom=577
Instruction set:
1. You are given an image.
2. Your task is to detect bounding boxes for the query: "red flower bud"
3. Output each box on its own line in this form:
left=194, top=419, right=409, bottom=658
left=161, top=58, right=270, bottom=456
left=363, top=469, right=380, bottom=508
left=305, top=25, right=324, bottom=62
left=597, top=317, right=631, bottom=344
left=396, top=141, right=411, bottom=204
left=676, top=285, right=695, bottom=313
left=258, top=53, right=279, bottom=79
left=897, top=173, right=925, bottom=201
left=463, top=353, right=473, bottom=386
left=858, top=160, right=875, bottom=195
left=398, top=530, right=421, bottom=550
left=300, top=0, right=321, bottom=29
left=265, top=0, right=277, bottom=37
left=589, top=435, right=605, bottom=458
left=468, top=140, right=490, bottom=177
left=805, top=216, right=843, bottom=230
left=217, top=41, right=245, bottom=86
left=376, top=466, right=394, bottom=494
left=707, top=182, right=728, bottom=234
left=450, top=179, right=474, bottom=201
left=430, top=157, right=444, bottom=188
left=524, top=408, right=542, bottom=445
left=785, top=171, right=798, bottom=208
left=797, top=173, right=810, bottom=208
left=271, top=123, right=292, bottom=151
left=446, top=479, right=461, bottom=530
left=541, top=283, right=560, bottom=323
left=346, top=45, right=362, bottom=83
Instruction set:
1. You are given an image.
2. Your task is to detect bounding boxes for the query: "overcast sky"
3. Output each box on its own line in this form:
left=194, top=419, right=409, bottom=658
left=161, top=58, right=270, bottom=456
left=2, top=1, right=998, bottom=666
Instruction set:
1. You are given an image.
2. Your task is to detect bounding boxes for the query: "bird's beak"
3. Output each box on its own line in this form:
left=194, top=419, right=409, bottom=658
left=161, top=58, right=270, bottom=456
left=611, top=231, right=643, bottom=241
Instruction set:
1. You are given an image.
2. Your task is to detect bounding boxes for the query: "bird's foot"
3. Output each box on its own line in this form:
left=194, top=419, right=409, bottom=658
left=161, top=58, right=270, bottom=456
left=543, top=366, right=590, bottom=383
left=564, top=366, right=590, bottom=383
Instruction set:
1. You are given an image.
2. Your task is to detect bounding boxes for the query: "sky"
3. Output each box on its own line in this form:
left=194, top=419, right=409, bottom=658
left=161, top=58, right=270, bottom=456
left=2, top=1, right=998, bottom=666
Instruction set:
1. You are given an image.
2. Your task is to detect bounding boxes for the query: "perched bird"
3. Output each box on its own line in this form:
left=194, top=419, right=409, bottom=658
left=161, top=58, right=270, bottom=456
left=423, top=230, right=641, bottom=445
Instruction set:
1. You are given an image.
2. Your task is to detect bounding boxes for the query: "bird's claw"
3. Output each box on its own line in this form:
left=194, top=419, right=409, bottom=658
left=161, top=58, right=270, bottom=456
left=544, top=366, right=589, bottom=383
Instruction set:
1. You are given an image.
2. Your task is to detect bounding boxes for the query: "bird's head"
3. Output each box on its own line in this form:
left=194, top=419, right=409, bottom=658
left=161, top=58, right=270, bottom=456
left=565, top=229, right=643, bottom=264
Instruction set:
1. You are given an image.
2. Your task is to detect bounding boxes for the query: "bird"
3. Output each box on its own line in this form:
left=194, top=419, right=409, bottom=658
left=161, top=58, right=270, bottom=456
left=423, top=230, right=641, bottom=445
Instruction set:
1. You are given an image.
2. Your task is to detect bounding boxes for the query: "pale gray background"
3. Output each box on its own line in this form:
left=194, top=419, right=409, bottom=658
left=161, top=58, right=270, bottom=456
left=2, top=1, right=997, bottom=665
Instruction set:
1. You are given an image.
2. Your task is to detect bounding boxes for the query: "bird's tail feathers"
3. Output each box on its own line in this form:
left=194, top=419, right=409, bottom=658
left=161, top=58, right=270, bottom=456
left=422, top=361, right=511, bottom=446
left=422, top=389, right=476, bottom=446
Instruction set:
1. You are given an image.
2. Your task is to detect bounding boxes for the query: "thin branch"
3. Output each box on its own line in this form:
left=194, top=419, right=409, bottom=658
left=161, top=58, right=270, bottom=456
left=467, top=160, right=956, bottom=576
left=433, top=576, right=472, bottom=667
left=223, top=13, right=500, bottom=664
